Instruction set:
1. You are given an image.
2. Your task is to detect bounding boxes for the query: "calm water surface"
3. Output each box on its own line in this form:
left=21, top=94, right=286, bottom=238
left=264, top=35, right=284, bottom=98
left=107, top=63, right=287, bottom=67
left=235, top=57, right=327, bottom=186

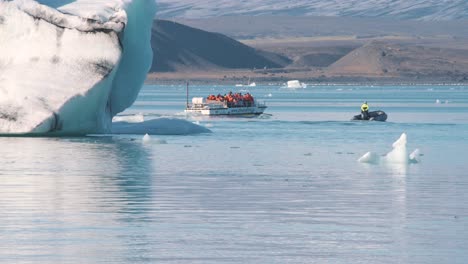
left=1, top=85, right=468, bottom=263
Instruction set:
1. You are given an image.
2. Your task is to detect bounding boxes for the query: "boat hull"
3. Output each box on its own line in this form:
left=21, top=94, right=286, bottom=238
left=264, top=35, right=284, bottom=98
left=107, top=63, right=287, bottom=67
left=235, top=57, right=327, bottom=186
left=185, top=106, right=267, bottom=116
left=352, top=110, right=388, bottom=122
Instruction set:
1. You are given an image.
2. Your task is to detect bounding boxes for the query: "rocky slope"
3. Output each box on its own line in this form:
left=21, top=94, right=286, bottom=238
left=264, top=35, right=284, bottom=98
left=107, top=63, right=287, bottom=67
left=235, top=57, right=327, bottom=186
left=150, top=20, right=290, bottom=72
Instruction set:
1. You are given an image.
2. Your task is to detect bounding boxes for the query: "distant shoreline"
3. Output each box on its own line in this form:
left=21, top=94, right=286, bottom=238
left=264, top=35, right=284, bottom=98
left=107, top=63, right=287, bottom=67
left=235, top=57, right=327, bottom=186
left=146, top=74, right=468, bottom=86
left=150, top=18, right=468, bottom=87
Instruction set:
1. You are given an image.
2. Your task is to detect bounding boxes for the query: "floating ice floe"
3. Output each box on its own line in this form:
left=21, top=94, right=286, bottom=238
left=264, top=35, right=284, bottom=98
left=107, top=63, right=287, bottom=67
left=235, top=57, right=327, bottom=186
left=435, top=99, right=450, bottom=104
left=283, top=80, right=307, bottom=89
left=409, top=148, right=421, bottom=164
left=112, top=118, right=211, bottom=135
left=358, top=133, right=421, bottom=165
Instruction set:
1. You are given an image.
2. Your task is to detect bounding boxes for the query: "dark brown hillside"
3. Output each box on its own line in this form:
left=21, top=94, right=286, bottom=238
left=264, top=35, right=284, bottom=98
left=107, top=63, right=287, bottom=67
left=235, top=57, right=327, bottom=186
left=326, top=41, right=468, bottom=79
left=150, top=20, right=291, bottom=72
left=148, top=17, right=468, bottom=84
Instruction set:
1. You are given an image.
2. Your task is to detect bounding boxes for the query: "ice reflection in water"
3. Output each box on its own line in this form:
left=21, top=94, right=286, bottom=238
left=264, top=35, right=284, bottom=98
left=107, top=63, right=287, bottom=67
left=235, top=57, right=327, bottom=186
left=0, top=137, right=155, bottom=263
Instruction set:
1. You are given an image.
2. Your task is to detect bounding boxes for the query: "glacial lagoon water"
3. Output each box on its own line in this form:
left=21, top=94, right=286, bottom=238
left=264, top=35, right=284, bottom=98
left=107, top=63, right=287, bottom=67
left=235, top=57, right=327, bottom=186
left=1, top=85, right=468, bottom=263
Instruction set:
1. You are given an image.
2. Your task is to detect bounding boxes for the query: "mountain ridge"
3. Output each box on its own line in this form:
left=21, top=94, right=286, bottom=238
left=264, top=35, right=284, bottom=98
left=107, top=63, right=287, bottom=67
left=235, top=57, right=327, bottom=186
left=150, top=20, right=291, bottom=72
left=156, top=0, right=468, bottom=21
left=148, top=19, right=468, bottom=84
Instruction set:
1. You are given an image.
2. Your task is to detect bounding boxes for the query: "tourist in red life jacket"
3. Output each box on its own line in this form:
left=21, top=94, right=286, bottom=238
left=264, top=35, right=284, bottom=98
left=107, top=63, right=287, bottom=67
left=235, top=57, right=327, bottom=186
left=244, top=93, right=253, bottom=106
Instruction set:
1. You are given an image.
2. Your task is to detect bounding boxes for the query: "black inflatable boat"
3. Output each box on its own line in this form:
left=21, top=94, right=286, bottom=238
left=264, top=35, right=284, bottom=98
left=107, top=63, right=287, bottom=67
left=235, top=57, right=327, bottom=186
left=352, top=110, right=387, bottom=122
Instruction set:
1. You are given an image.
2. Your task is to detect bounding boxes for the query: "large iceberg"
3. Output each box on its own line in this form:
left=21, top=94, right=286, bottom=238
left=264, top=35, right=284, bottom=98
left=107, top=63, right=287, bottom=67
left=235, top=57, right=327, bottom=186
left=0, top=0, right=156, bottom=135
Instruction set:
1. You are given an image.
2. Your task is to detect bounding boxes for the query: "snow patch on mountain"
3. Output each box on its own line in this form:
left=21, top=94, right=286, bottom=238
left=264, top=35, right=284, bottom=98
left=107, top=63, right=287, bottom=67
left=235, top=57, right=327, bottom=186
left=157, top=0, right=468, bottom=21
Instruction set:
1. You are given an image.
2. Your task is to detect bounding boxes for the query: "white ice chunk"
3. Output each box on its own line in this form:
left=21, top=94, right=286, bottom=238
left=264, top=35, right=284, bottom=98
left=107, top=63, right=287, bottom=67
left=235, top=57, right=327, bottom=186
left=409, top=148, right=421, bottom=164
left=285, top=80, right=307, bottom=89
left=385, top=133, right=408, bottom=164
left=358, top=133, right=421, bottom=165
left=142, top=133, right=151, bottom=143
left=142, top=133, right=168, bottom=144
left=358, top=151, right=380, bottom=164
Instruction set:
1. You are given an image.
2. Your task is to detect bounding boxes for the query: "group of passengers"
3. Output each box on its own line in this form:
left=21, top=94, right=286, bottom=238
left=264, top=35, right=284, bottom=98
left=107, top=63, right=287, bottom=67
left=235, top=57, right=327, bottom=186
left=207, top=91, right=255, bottom=107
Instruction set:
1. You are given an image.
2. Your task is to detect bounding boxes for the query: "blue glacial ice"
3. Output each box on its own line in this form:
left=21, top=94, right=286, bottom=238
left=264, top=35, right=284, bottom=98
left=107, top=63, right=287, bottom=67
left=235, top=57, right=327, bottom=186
left=0, top=0, right=156, bottom=135
left=112, top=118, right=212, bottom=135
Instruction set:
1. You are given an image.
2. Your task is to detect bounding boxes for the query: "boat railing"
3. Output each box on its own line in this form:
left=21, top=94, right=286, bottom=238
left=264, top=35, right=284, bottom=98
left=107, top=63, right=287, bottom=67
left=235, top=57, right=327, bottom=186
left=206, top=100, right=228, bottom=108
left=190, top=98, right=266, bottom=108
left=206, top=99, right=225, bottom=105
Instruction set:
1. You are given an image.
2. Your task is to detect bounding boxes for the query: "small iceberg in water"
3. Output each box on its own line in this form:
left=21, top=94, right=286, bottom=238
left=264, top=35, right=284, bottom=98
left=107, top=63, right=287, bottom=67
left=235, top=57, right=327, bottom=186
left=284, top=80, right=307, bottom=89
left=142, top=133, right=168, bottom=144
left=358, top=133, right=421, bottom=165
left=409, top=148, right=421, bottom=164
left=142, top=133, right=151, bottom=143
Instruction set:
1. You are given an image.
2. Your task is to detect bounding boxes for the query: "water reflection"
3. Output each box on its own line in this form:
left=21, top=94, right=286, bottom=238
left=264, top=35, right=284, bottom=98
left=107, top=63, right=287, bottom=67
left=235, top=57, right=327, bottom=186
left=385, top=161, right=408, bottom=176
left=359, top=155, right=409, bottom=261
left=0, top=137, right=155, bottom=262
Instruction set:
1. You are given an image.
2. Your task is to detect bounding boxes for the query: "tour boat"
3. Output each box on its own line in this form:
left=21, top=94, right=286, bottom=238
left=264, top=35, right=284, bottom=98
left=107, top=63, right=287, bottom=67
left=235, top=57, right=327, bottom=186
left=184, top=85, right=267, bottom=116
left=185, top=97, right=267, bottom=116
